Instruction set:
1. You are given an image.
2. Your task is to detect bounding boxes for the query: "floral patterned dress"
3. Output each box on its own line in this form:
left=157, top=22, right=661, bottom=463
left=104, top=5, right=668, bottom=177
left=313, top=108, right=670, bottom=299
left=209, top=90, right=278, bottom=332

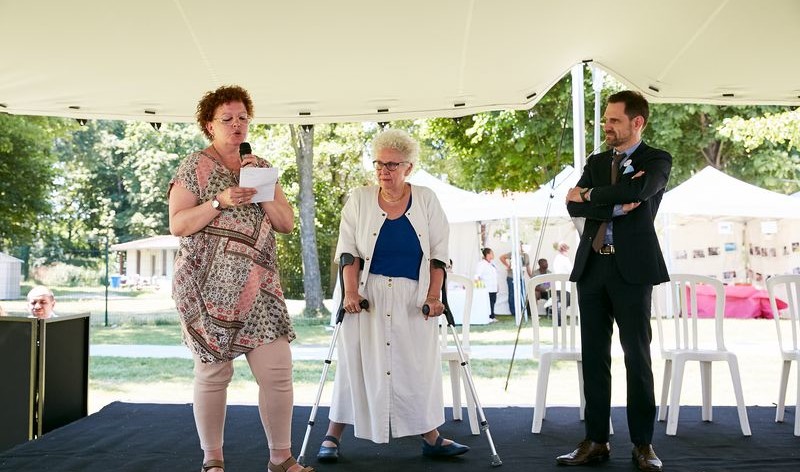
left=169, top=151, right=295, bottom=363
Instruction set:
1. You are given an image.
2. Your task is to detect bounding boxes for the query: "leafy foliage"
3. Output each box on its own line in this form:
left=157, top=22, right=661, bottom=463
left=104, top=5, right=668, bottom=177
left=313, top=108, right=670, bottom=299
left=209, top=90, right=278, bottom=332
left=423, top=76, right=577, bottom=192
left=0, top=114, right=69, bottom=247
left=3, top=75, right=799, bottom=301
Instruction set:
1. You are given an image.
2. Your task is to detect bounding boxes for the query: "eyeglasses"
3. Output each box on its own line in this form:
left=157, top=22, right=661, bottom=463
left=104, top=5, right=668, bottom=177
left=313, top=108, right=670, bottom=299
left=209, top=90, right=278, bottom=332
left=372, top=160, right=408, bottom=171
left=214, top=114, right=250, bottom=127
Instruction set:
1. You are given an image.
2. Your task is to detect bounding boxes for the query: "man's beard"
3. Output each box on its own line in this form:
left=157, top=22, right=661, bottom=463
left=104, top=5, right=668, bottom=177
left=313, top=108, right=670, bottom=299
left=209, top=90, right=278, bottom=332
left=605, top=130, right=629, bottom=147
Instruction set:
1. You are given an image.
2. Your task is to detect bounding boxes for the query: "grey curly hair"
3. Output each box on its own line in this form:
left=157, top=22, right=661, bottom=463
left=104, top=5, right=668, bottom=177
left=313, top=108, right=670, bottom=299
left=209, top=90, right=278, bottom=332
left=371, top=129, right=420, bottom=165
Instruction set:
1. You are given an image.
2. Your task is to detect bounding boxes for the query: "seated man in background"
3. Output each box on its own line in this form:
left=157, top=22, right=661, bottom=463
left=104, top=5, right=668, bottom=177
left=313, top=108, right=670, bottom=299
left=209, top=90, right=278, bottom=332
left=27, top=285, right=57, bottom=319
left=532, top=258, right=551, bottom=301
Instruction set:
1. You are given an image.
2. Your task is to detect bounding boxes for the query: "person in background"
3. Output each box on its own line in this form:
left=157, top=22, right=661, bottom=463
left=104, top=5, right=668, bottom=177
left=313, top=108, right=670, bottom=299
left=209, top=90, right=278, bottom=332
left=169, top=85, right=311, bottom=472
left=500, top=242, right=532, bottom=317
left=475, top=247, right=499, bottom=322
left=553, top=242, right=573, bottom=274
left=27, top=285, right=57, bottom=319
left=562, top=90, right=670, bottom=472
left=317, top=129, right=469, bottom=464
left=532, top=258, right=551, bottom=301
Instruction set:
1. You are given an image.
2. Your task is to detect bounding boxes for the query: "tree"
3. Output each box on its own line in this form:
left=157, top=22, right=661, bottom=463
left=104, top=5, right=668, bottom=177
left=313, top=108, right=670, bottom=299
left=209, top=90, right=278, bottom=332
left=644, top=103, right=789, bottom=188
left=716, top=109, right=800, bottom=194
left=288, top=124, right=325, bottom=317
left=0, top=114, right=72, bottom=250
left=115, top=122, right=206, bottom=238
left=421, top=75, right=579, bottom=192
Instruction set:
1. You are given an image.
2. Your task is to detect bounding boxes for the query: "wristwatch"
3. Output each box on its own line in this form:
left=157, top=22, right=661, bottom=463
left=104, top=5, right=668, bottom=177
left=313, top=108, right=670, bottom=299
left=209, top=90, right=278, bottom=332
left=211, top=195, right=222, bottom=211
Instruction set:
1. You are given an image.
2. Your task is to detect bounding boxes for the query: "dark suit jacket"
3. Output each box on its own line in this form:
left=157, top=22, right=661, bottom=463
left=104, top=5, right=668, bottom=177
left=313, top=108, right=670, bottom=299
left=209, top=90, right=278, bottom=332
left=567, top=142, right=671, bottom=285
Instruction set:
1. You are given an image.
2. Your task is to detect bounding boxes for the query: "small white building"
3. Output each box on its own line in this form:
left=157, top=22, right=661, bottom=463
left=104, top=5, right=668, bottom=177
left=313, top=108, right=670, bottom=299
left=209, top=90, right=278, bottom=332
left=0, top=252, right=23, bottom=300
left=110, top=235, right=179, bottom=288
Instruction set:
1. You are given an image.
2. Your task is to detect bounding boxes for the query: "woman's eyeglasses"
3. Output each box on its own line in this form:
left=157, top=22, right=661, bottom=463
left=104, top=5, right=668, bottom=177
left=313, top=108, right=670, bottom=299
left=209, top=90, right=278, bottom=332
left=372, top=160, right=408, bottom=171
left=214, top=115, right=250, bottom=126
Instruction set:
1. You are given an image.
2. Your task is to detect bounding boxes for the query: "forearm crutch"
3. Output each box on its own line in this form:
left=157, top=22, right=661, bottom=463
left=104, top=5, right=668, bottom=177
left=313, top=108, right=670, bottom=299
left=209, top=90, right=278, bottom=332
left=424, top=261, right=503, bottom=467
left=298, top=253, right=368, bottom=465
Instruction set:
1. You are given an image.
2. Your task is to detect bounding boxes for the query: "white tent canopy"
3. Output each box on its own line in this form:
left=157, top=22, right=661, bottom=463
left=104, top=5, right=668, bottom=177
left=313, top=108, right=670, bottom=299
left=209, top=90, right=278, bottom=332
left=504, top=165, right=580, bottom=219
left=408, top=169, right=509, bottom=223
left=2, top=0, right=799, bottom=124
left=659, top=166, right=800, bottom=284
left=661, top=166, right=800, bottom=219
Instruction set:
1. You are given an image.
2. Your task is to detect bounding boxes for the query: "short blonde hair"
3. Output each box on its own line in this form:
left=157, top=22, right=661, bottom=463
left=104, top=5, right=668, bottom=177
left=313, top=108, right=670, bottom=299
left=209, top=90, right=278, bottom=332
left=371, top=129, right=420, bottom=165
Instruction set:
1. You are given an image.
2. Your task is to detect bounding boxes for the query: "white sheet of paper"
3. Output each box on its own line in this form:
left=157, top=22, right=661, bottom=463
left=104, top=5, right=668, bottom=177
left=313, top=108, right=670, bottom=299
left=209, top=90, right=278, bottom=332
left=239, top=167, right=280, bottom=203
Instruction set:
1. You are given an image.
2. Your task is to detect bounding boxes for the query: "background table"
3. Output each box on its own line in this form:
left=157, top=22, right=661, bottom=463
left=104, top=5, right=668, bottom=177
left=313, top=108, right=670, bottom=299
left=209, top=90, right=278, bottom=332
left=692, top=284, right=787, bottom=319
left=447, top=286, right=491, bottom=325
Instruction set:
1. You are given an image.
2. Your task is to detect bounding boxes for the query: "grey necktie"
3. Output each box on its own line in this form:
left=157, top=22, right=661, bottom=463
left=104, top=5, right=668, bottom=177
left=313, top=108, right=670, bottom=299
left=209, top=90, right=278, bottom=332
left=592, top=151, right=626, bottom=253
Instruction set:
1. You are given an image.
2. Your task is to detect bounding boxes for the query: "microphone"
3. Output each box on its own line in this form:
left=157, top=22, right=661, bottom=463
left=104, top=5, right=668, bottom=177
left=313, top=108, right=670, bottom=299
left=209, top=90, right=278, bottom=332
left=239, top=142, right=252, bottom=160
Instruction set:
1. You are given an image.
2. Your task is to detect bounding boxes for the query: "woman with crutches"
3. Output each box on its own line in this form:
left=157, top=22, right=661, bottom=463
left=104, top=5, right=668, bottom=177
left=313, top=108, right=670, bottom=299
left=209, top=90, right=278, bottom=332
left=316, top=129, right=470, bottom=463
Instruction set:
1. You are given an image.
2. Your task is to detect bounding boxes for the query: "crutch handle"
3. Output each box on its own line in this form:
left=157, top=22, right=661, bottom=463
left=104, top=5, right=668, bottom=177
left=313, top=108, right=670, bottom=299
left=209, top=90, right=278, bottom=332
left=336, top=298, right=370, bottom=323
left=423, top=302, right=456, bottom=327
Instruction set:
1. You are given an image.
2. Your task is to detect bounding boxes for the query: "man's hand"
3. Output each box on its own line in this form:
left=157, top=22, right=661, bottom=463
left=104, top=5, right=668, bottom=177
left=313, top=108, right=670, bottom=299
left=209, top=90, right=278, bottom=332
left=566, top=186, right=586, bottom=203
left=620, top=171, right=645, bottom=213
left=621, top=202, right=641, bottom=213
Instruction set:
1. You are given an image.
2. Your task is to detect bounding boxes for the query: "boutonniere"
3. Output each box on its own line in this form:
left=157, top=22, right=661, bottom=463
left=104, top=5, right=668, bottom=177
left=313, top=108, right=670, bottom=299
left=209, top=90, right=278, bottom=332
left=622, top=159, right=635, bottom=175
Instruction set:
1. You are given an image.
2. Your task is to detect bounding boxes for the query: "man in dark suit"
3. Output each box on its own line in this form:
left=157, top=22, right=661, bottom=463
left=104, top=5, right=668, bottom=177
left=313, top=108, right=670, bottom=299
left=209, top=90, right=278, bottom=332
left=557, top=91, right=671, bottom=472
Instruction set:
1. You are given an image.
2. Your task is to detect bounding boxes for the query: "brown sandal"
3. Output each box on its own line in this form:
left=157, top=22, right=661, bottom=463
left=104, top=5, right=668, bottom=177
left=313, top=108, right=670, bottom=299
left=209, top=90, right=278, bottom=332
left=267, top=456, right=315, bottom=472
left=201, top=459, right=224, bottom=471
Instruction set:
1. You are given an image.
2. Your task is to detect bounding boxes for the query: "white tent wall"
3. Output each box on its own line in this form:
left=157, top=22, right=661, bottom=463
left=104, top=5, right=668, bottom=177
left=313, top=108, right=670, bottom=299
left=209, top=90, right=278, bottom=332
left=0, top=252, right=23, bottom=300
left=660, top=218, right=748, bottom=283
left=448, top=222, right=482, bottom=280
left=744, top=219, right=800, bottom=283
left=660, top=167, right=800, bottom=286
left=659, top=217, right=800, bottom=294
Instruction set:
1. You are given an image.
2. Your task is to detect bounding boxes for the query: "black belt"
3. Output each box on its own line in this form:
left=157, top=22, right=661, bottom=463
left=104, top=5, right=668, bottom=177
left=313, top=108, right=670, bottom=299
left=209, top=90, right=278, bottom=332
left=597, top=244, right=615, bottom=255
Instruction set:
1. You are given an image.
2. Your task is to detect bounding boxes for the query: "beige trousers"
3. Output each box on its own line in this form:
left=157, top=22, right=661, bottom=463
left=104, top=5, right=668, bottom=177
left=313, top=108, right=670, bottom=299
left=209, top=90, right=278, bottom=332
left=192, top=335, right=294, bottom=451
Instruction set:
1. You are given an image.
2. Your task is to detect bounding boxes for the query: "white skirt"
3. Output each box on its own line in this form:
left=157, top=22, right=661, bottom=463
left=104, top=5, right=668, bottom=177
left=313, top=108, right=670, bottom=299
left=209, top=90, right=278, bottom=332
left=329, top=274, right=444, bottom=443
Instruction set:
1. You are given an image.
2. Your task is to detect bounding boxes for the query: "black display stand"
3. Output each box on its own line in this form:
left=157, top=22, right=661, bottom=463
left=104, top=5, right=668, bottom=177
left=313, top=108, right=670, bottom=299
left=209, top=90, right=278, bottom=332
left=0, top=313, right=89, bottom=452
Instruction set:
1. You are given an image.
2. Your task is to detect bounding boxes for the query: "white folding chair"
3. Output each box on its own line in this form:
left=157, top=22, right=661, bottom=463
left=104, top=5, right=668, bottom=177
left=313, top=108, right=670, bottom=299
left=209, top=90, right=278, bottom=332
left=527, top=274, right=584, bottom=433
left=766, top=274, right=800, bottom=436
left=655, top=274, right=751, bottom=436
left=440, top=273, right=478, bottom=434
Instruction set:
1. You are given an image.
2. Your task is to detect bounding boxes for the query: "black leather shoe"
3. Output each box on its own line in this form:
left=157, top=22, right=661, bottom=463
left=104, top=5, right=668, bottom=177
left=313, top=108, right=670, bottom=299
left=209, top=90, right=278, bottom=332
left=632, top=444, right=662, bottom=472
left=556, top=440, right=610, bottom=465
left=422, top=435, right=470, bottom=457
left=317, top=435, right=340, bottom=463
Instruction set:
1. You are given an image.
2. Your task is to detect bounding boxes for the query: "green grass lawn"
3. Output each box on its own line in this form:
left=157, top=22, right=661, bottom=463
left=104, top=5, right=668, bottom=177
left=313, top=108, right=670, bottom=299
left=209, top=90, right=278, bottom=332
left=9, top=284, right=539, bottom=347
left=89, top=313, right=537, bottom=347
left=89, top=356, right=538, bottom=389
left=10, top=284, right=544, bottom=390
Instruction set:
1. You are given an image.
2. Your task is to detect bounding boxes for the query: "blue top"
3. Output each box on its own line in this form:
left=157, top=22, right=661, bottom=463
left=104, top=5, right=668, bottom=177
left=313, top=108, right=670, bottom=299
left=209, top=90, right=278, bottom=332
left=369, top=197, right=423, bottom=280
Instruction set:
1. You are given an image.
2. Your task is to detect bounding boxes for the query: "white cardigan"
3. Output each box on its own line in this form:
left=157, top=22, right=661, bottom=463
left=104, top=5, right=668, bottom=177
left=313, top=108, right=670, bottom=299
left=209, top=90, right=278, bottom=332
left=335, top=184, right=449, bottom=306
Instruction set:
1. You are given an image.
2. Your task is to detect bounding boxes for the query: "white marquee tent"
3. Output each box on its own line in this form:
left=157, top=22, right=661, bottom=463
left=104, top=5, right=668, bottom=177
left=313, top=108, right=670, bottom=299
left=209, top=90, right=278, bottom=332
left=661, top=166, right=800, bottom=220
left=660, top=166, right=800, bottom=283
left=2, top=0, right=799, bottom=125
left=408, top=169, right=509, bottom=278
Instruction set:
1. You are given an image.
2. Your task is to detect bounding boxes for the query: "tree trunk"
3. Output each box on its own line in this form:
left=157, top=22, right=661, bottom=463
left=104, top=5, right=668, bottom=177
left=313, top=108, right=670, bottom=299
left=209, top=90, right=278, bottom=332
left=289, top=124, right=325, bottom=317
left=699, top=112, right=725, bottom=169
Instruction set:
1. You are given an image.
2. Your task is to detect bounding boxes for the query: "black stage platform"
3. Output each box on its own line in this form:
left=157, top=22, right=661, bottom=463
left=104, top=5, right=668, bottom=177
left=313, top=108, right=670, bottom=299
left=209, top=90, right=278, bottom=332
left=0, top=403, right=797, bottom=471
